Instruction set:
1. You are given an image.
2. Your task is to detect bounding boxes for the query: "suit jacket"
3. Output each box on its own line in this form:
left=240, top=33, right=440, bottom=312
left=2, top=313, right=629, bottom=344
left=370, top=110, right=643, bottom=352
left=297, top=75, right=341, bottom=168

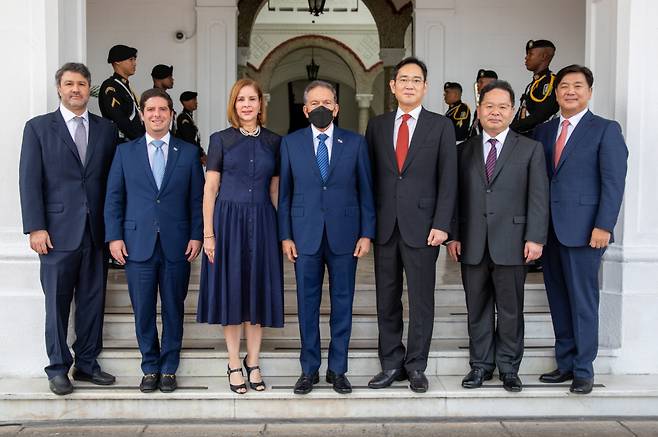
left=19, top=109, right=118, bottom=251
left=453, top=131, right=549, bottom=266
left=278, top=125, right=375, bottom=256
left=534, top=110, right=628, bottom=247
left=366, top=107, right=457, bottom=248
left=104, top=136, right=204, bottom=262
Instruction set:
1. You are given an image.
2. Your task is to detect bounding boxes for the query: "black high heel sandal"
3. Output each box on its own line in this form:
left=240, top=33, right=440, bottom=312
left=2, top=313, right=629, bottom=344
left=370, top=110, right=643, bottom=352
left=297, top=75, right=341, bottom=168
left=243, top=355, right=266, bottom=391
left=227, top=365, right=247, bottom=394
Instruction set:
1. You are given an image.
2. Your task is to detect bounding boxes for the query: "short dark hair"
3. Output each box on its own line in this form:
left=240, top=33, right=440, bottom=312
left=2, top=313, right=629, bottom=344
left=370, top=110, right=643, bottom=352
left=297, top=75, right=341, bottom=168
left=303, top=80, right=338, bottom=104
left=140, top=88, right=173, bottom=111
left=392, top=57, right=428, bottom=81
left=556, top=64, right=594, bottom=88
left=55, top=62, right=91, bottom=86
left=479, top=80, right=515, bottom=105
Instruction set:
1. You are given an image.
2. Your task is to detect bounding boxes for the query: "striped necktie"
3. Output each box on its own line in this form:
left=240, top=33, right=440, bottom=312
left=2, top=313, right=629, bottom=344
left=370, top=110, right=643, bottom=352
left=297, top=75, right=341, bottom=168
left=316, top=133, right=329, bottom=182
left=485, top=138, right=498, bottom=183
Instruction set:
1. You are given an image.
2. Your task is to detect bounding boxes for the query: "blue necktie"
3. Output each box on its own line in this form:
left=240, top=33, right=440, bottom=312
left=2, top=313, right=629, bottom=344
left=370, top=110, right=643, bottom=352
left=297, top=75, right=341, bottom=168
left=316, top=133, right=329, bottom=182
left=151, top=140, right=166, bottom=189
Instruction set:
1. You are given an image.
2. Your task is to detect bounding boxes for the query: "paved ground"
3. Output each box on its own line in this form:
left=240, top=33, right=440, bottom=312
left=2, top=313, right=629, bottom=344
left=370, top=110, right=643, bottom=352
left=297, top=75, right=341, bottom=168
left=1, top=420, right=658, bottom=436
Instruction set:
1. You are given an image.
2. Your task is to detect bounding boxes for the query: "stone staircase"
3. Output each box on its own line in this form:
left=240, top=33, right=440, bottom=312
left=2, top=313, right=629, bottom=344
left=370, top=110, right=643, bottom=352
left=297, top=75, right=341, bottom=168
left=1, top=252, right=657, bottom=422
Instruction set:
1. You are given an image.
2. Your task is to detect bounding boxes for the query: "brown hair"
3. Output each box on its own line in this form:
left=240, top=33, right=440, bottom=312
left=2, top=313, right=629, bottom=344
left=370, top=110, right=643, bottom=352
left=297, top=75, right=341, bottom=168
left=140, top=87, right=173, bottom=112
left=227, top=79, right=266, bottom=128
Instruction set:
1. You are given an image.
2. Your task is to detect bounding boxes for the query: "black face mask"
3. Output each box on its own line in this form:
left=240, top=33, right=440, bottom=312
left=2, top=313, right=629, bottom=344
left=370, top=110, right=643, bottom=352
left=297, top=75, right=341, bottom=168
left=308, top=106, right=334, bottom=129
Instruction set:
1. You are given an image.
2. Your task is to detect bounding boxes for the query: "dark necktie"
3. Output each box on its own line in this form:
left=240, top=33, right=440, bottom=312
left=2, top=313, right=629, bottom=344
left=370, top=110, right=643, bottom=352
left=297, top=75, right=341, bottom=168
left=485, top=138, right=498, bottom=183
left=395, top=114, right=411, bottom=172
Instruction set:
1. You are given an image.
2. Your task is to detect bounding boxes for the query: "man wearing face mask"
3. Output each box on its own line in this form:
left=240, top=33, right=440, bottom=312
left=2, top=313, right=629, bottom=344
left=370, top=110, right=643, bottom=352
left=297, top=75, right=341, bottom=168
left=278, top=80, right=376, bottom=395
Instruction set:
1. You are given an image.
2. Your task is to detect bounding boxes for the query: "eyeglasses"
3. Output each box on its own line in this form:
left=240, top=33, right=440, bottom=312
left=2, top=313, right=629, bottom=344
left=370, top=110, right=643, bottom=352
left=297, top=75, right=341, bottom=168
left=396, top=77, right=425, bottom=87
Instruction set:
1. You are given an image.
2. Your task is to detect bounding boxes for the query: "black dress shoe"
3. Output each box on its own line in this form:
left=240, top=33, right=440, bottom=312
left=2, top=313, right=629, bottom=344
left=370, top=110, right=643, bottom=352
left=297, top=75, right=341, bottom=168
left=72, top=368, right=116, bottom=385
left=139, top=373, right=160, bottom=393
left=326, top=370, right=352, bottom=394
left=570, top=378, right=593, bottom=394
left=159, top=374, right=177, bottom=392
left=500, top=373, right=523, bottom=392
left=408, top=369, right=429, bottom=393
left=49, top=374, right=73, bottom=395
left=461, top=367, right=494, bottom=389
left=368, top=368, right=408, bottom=389
left=293, top=372, right=319, bottom=395
left=539, top=368, right=574, bottom=383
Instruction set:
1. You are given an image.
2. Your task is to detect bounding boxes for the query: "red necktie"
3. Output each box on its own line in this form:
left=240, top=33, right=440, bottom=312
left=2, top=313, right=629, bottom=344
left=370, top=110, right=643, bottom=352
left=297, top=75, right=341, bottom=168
left=554, top=119, right=570, bottom=168
left=396, top=114, right=411, bottom=172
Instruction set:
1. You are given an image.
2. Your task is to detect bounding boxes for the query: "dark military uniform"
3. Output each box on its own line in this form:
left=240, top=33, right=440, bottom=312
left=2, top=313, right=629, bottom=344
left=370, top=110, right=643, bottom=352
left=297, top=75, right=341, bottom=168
left=98, top=72, right=144, bottom=140
left=510, top=40, right=559, bottom=136
left=445, top=101, right=471, bottom=142
left=176, top=109, right=200, bottom=147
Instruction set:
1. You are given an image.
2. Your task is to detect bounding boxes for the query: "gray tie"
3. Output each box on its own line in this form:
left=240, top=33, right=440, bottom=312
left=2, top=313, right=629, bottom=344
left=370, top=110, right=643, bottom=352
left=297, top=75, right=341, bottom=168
left=73, top=116, right=87, bottom=164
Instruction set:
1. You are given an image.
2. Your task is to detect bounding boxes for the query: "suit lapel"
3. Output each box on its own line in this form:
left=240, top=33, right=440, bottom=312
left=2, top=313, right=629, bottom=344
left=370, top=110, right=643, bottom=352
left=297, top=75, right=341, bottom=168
left=401, top=108, right=430, bottom=173
left=84, top=114, right=100, bottom=170
left=139, top=137, right=159, bottom=192
left=470, top=135, right=488, bottom=186
left=51, top=110, right=83, bottom=168
left=327, top=126, right=344, bottom=181
left=304, top=126, right=325, bottom=183
left=555, top=110, right=593, bottom=174
left=544, top=118, right=560, bottom=178
left=159, top=137, right=181, bottom=193
left=488, top=130, right=519, bottom=184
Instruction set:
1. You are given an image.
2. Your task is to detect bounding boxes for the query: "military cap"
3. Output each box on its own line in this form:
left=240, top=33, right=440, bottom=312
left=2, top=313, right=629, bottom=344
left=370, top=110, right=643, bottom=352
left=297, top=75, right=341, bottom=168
left=151, top=64, right=174, bottom=80
left=526, top=39, right=556, bottom=52
left=477, top=69, right=498, bottom=80
left=180, top=91, right=198, bottom=103
left=107, top=44, right=137, bottom=63
left=444, top=82, right=462, bottom=92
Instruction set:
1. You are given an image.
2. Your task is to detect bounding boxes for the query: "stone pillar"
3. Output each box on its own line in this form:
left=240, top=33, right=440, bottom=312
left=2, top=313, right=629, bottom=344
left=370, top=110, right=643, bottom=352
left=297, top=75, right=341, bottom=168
left=379, top=48, right=406, bottom=112
left=0, top=0, right=86, bottom=377
left=195, top=0, right=238, bottom=143
left=413, top=0, right=456, bottom=113
left=355, top=94, right=374, bottom=135
left=587, top=0, right=658, bottom=374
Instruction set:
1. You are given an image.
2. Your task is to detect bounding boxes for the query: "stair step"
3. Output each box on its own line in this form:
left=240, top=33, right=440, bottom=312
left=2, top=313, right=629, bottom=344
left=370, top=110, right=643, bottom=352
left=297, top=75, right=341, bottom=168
left=105, top=284, right=550, bottom=310
left=1, top=372, right=652, bottom=421
left=96, top=339, right=616, bottom=377
left=101, top=306, right=555, bottom=341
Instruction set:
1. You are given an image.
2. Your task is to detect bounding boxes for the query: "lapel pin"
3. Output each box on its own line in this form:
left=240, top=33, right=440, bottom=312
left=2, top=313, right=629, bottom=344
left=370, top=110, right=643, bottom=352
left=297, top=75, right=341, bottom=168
left=337, top=138, right=343, bottom=143
left=173, top=147, right=178, bottom=151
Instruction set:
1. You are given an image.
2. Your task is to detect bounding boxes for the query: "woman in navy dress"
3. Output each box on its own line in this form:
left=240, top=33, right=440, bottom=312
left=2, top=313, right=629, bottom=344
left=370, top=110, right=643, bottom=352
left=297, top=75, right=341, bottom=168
left=198, top=79, right=283, bottom=394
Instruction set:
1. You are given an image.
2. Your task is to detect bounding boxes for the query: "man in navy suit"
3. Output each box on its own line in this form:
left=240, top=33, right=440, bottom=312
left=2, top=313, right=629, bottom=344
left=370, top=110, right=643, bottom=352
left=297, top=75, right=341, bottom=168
left=105, top=88, right=204, bottom=393
left=534, top=65, right=628, bottom=394
left=19, top=62, right=118, bottom=395
left=278, top=80, right=375, bottom=395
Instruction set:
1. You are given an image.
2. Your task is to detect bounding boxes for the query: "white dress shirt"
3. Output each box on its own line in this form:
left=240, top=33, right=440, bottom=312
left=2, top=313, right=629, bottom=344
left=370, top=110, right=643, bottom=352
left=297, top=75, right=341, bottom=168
left=311, top=122, right=335, bottom=162
left=556, top=107, right=589, bottom=144
left=145, top=132, right=171, bottom=169
left=482, top=127, right=510, bottom=163
left=59, top=103, right=89, bottom=143
left=393, top=105, right=422, bottom=149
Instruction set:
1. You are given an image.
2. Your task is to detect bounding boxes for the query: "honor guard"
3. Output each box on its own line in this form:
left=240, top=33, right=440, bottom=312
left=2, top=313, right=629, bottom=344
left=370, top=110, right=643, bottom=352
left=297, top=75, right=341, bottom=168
left=510, top=39, right=559, bottom=136
left=467, top=69, right=498, bottom=139
left=98, top=44, right=144, bottom=141
left=443, top=82, right=471, bottom=142
left=176, top=91, right=206, bottom=164
left=151, top=64, right=177, bottom=135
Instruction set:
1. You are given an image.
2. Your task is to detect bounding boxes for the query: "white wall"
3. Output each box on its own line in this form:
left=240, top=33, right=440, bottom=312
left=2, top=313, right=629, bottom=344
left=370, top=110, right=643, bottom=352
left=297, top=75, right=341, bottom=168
left=86, top=0, right=198, bottom=117
left=415, top=0, right=586, bottom=114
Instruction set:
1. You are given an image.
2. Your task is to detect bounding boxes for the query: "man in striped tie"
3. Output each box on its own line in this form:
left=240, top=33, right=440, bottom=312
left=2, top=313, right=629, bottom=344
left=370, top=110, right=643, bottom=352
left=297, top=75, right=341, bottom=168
left=446, top=80, right=549, bottom=392
left=278, top=80, right=375, bottom=395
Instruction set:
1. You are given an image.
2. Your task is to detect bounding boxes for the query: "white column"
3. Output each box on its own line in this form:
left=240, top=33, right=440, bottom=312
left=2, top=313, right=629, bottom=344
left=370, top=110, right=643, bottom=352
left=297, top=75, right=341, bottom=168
left=588, top=0, right=658, bottom=374
left=195, top=0, right=238, bottom=144
left=0, top=0, right=85, bottom=377
left=413, top=0, right=455, bottom=114
left=355, top=93, right=374, bottom=135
